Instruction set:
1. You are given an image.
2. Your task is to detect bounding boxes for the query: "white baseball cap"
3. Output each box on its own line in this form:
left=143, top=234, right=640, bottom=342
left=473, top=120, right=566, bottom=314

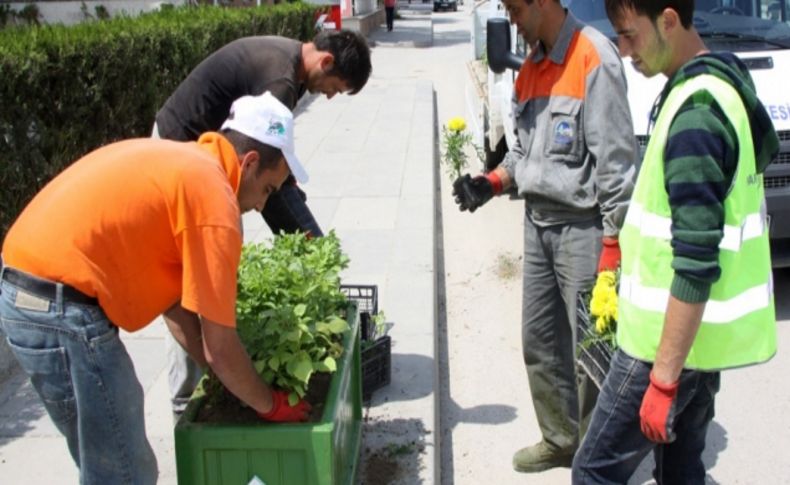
left=221, top=92, right=308, bottom=183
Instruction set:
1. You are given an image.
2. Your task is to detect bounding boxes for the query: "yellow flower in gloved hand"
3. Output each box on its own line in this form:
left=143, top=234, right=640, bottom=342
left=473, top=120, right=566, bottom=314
left=595, top=316, right=608, bottom=334
left=589, top=290, right=606, bottom=317
left=597, top=270, right=616, bottom=287
left=448, top=116, right=467, bottom=132
left=590, top=270, right=618, bottom=335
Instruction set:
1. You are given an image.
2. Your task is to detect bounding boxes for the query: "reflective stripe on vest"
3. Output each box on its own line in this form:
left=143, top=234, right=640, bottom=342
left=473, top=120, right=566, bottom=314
left=618, top=74, right=776, bottom=371
left=623, top=199, right=768, bottom=252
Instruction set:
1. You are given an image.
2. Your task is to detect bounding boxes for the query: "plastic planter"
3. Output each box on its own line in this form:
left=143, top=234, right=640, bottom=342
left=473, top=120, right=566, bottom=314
left=174, top=306, right=362, bottom=485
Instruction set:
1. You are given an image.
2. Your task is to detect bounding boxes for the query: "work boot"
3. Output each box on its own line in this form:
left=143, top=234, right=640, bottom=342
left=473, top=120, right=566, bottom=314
left=512, top=441, right=574, bottom=473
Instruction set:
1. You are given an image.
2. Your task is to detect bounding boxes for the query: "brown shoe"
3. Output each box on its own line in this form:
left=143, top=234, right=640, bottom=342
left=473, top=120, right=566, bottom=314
left=512, top=441, right=574, bottom=473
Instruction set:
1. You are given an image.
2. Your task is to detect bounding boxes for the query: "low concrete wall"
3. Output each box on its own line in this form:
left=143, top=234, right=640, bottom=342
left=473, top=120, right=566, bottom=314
left=354, top=0, right=376, bottom=15
left=6, top=0, right=186, bottom=26
left=343, top=6, right=384, bottom=37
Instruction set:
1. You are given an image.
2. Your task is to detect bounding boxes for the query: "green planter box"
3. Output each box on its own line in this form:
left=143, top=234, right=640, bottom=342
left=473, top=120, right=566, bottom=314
left=174, top=306, right=362, bottom=485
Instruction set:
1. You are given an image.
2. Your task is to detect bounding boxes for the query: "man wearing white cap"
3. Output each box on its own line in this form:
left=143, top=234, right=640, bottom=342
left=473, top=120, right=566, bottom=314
left=0, top=92, right=309, bottom=484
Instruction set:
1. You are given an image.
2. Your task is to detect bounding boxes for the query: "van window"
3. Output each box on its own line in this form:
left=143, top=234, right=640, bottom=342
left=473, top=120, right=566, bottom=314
left=564, top=0, right=790, bottom=50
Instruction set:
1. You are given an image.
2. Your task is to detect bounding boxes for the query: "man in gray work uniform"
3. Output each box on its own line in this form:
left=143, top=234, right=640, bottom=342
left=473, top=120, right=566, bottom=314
left=153, top=30, right=372, bottom=417
left=452, top=0, right=637, bottom=473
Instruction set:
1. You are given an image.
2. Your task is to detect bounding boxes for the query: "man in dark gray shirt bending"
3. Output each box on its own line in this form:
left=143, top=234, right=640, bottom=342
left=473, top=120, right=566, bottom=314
left=154, top=29, right=372, bottom=416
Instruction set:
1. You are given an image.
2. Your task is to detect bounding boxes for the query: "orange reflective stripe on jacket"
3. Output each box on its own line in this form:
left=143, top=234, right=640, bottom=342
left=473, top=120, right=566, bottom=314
left=514, top=30, right=601, bottom=102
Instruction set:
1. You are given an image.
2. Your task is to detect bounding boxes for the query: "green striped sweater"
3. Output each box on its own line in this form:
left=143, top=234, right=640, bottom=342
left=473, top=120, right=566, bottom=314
left=652, top=52, right=779, bottom=303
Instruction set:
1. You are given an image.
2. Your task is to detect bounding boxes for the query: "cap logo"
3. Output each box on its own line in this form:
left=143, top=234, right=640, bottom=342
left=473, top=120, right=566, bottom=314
left=267, top=119, right=285, bottom=136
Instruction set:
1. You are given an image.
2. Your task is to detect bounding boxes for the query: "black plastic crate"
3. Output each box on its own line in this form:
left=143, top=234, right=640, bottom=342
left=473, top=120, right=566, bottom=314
left=340, top=284, right=379, bottom=340
left=576, top=293, right=613, bottom=390
left=361, top=335, right=391, bottom=401
left=340, top=284, right=378, bottom=315
left=341, top=284, right=392, bottom=400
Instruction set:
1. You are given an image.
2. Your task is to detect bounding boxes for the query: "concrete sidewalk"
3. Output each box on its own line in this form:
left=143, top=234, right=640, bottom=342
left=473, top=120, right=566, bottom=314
left=4, top=6, right=790, bottom=485
left=369, top=10, right=434, bottom=48
left=0, top=15, right=439, bottom=485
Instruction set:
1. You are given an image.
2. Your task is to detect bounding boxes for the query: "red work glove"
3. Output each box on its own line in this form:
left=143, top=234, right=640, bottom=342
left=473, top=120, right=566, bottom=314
left=257, top=390, right=311, bottom=423
left=597, top=237, right=621, bottom=272
left=639, top=371, right=679, bottom=443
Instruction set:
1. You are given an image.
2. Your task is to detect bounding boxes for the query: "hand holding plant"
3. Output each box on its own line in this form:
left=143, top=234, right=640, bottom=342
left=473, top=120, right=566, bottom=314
left=257, top=389, right=311, bottom=422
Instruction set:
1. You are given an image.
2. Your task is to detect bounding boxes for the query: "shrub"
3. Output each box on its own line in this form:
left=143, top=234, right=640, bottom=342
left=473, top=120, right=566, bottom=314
left=0, top=2, right=319, bottom=243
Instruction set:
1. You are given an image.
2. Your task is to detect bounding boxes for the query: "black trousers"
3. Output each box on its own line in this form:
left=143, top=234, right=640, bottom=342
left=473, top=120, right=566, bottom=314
left=385, top=7, right=394, bottom=30
left=261, top=180, right=323, bottom=237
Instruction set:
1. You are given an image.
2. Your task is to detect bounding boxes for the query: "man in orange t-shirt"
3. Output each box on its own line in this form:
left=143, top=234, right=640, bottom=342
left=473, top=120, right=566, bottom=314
left=0, top=92, right=309, bottom=484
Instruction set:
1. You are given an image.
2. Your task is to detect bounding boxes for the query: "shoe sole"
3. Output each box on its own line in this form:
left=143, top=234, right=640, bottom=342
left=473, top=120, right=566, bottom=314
left=513, top=458, right=573, bottom=473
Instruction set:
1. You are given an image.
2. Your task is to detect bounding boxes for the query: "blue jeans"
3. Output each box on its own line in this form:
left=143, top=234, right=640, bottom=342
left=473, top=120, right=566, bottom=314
left=572, top=349, right=720, bottom=484
left=0, top=276, right=158, bottom=484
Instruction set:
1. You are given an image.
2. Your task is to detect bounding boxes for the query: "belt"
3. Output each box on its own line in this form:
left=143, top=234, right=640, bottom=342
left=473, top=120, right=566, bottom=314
left=2, top=267, right=99, bottom=306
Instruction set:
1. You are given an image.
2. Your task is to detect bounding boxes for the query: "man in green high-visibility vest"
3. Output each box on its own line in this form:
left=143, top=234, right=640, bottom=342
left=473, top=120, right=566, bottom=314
left=572, top=1, right=779, bottom=483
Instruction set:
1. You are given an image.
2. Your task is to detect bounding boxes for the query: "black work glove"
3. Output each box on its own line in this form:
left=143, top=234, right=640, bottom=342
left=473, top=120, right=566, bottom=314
left=452, top=174, right=495, bottom=213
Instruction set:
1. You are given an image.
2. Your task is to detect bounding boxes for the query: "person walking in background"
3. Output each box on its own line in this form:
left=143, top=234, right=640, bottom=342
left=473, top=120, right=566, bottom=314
left=452, top=0, right=637, bottom=473
left=0, top=93, right=312, bottom=484
left=385, top=0, right=397, bottom=32
left=572, top=1, right=778, bottom=483
left=153, top=29, right=371, bottom=417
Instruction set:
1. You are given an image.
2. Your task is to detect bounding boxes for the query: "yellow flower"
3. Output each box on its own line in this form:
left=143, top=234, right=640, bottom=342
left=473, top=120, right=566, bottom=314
left=447, top=116, right=466, bottom=132
left=597, top=270, right=616, bottom=287
left=595, top=316, right=608, bottom=334
left=589, top=292, right=606, bottom=317
left=589, top=270, right=618, bottom=335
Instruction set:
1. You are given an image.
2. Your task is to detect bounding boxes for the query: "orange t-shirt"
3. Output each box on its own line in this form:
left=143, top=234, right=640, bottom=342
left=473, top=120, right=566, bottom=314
left=2, top=133, right=243, bottom=331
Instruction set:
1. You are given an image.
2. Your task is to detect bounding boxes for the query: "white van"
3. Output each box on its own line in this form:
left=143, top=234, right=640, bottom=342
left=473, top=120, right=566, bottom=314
left=468, top=0, right=790, bottom=266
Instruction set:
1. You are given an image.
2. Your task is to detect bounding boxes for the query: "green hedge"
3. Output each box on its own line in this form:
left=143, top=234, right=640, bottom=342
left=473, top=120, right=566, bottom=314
left=0, top=3, right=320, bottom=243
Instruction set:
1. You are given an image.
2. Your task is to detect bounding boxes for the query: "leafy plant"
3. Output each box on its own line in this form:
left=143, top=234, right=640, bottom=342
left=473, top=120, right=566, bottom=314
left=361, top=310, right=389, bottom=351
left=232, top=232, right=351, bottom=405
left=441, top=116, right=483, bottom=180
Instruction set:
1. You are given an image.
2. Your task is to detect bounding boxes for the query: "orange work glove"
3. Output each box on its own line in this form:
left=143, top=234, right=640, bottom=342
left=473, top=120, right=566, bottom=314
left=639, top=371, right=679, bottom=443
left=257, top=389, right=311, bottom=422
left=597, top=237, right=621, bottom=272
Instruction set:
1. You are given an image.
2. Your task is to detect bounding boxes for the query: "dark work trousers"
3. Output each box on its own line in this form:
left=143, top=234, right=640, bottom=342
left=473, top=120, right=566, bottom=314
left=261, top=180, right=324, bottom=237
left=521, top=213, right=601, bottom=453
left=385, top=7, right=395, bottom=31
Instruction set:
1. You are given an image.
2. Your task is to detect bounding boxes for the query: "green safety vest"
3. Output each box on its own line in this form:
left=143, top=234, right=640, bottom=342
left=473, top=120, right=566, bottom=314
left=618, top=74, right=776, bottom=371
